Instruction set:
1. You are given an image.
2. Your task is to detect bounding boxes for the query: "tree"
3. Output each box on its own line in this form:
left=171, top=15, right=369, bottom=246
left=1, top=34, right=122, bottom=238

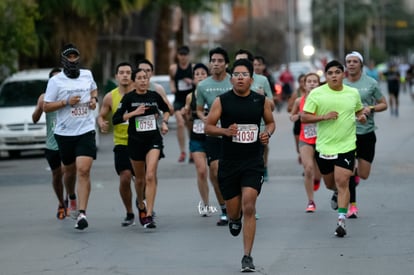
left=312, top=0, right=372, bottom=58
left=0, top=0, right=39, bottom=79
left=31, top=0, right=149, bottom=68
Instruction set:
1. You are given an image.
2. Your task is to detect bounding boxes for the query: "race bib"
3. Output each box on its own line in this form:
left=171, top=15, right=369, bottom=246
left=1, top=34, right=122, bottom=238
left=232, top=124, right=258, bottom=144
left=135, top=114, right=156, bottom=132
left=193, top=119, right=205, bottom=134
left=177, top=79, right=192, bottom=91
left=319, top=153, right=338, bottom=160
left=71, top=103, right=89, bottom=118
left=303, top=123, right=317, bottom=139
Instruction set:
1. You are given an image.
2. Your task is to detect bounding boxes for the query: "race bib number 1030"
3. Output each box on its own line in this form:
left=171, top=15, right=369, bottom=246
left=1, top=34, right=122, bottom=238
left=232, top=124, right=258, bottom=144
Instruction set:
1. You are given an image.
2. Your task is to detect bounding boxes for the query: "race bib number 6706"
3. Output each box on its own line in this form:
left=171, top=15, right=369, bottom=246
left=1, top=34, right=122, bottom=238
left=232, top=124, right=258, bottom=144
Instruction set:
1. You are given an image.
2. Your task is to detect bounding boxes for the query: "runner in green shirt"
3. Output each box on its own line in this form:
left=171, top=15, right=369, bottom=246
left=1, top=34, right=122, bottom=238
left=301, top=60, right=367, bottom=238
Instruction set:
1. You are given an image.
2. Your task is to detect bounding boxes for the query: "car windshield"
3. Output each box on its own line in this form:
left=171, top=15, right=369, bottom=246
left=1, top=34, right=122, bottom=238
left=0, top=80, right=47, bottom=107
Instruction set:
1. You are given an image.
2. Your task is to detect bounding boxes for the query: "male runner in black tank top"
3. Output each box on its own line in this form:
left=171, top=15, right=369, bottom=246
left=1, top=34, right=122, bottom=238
left=205, top=59, right=275, bottom=272
left=169, top=45, right=194, bottom=162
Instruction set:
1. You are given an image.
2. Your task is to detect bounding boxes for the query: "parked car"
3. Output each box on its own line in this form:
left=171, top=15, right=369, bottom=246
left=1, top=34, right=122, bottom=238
left=0, top=69, right=100, bottom=158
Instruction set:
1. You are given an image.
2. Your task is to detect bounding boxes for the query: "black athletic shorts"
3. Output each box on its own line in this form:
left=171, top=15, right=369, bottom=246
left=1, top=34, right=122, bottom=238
left=356, top=131, right=376, bottom=163
left=113, top=145, right=134, bottom=175
left=128, top=138, right=164, bottom=161
left=205, top=136, right=222, bottom=165
left=218, top=158, right=264, bottom=200
left=54, top=130, right=97, bottom=165
left=45, top=149, right=61, bottom=171
left=315, top=150, right=356, bottom=175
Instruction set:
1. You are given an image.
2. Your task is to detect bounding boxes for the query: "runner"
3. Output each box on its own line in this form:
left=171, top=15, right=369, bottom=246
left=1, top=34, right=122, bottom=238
left=112, top=68, right=171, bottom=229
left=301, top=60, right=367, bottom=237
left=196, top=47, right=233, bottom=226
left=32, top=67, right=71, bottom=219
left=98, top=62, right=139, bottom=226
left=205, top=58, right=275, bottom=272
left=344, top=51, right=388, bottom=218
left=44, top=43, right=98, bottom=230
left=290, top=73, right=322, bottom=212
left=183, top=63, right=216, bottom=216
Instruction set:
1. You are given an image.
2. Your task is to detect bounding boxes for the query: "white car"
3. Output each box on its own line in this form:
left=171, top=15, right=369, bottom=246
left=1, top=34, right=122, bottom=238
left=0, top=69, right=100, bottom=158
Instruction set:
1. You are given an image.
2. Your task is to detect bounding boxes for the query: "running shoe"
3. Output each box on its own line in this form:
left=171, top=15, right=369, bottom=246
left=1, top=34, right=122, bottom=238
left=346, top=205, right=359, bottom=219
left=138, top=206, right=147, bottom=226
left=69, top=199, right=78, bottom=219
left=313, top=179, right=320, bottom=191
left=216, top=214, right=228, bottom=226
left=178, top=152, right=186, bottom=163
left=64, top=199, right=70, bottom=216
left=74, top=213, right=88, bottom=230
left=330, top=191, right=338, bottom=210
left=335, top=218, right=347, bottom=237
left=121, top=214, right=135, bottom=227
left=56, top=207, right=66, bottom=220
left=306, top=201, right=316, bottom=213
left=241, top=255, right=256, bottom=272
left=143, top=215, right=156, bottom=229
left=229, top=218, right=242, bottom=236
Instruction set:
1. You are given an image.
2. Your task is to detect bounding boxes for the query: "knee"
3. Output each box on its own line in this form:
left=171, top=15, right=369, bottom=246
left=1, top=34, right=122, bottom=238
left=242, top=202, right=256, bottom=217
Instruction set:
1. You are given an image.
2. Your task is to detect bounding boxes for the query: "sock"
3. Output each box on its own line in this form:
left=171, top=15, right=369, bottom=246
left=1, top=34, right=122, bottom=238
left=69, top=194, right=76, bottom=200
left=349, top=176, right=356, bottom=204
left=220, top=204, right=227, bottom=215
left=126, top=212, right=134, bottom=219
left=338, top=208, right=347, bottom=220
left=79, top=210, right=86, bottom=215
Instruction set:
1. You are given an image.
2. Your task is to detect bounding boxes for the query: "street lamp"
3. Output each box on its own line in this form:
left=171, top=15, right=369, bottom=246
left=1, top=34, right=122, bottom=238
left=303, top=45, right=315, bottom=59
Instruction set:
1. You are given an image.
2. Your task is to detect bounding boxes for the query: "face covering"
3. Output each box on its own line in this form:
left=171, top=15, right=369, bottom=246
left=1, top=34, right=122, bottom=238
left=61, top=55, right=80, bottom=78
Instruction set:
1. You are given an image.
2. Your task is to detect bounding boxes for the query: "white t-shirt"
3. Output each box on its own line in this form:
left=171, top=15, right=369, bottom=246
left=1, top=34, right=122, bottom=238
left=44, top=69, right=97, bottom=136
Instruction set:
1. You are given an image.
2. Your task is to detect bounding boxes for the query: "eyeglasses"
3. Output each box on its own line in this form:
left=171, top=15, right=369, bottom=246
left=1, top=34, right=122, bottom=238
left=139, top=68, right=152, bottom=73
left=232, top=72, right=250, bottom=78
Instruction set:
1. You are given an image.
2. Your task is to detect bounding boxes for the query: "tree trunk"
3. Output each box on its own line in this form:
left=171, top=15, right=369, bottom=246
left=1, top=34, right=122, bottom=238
left=155, top=5, right=172, bottom=75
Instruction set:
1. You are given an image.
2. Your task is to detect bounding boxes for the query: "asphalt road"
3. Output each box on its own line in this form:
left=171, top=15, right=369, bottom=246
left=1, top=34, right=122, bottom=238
left=1, top=88, right=413, bottom=275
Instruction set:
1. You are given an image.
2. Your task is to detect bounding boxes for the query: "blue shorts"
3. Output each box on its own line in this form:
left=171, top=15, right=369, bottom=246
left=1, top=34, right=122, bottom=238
left=189, top=139, right=206, bottom=153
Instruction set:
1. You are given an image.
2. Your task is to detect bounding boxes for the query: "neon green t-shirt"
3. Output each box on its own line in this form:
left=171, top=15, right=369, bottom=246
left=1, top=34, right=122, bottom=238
left=303, top=83, right=363, bottom=155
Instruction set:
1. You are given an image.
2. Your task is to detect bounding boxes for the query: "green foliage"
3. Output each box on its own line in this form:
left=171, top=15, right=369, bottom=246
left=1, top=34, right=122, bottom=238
left=0, top=0, right=39, bottom=76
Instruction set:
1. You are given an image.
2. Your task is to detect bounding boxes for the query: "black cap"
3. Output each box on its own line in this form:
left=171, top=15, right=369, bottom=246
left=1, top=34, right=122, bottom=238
left=177, top=45, right=190, bottom=55
left=61, top=43, right=80, bottom=57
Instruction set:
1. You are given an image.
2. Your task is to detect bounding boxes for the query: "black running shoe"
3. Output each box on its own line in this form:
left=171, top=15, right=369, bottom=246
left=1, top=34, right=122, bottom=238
left=241, top=255, right=256, bottom=272
left=229, top=218, right=242, bottom=237
left=143, top=215, right=156, bottom=229
left=335, top=218, right=347, bottom=237
left=121, top=214, right=135, bottom=227
left=75, top=213, right=88, bottom=230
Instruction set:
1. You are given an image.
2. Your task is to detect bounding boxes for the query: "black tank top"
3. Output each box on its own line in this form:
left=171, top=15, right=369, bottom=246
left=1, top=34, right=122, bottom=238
left=219, top=90, right=265, bottom=160
left=174, top=63, right=194, bottom=102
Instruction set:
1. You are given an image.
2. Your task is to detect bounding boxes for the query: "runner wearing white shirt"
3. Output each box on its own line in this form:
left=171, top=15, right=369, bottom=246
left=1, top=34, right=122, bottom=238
left=44, top=43, right=98, bottom=230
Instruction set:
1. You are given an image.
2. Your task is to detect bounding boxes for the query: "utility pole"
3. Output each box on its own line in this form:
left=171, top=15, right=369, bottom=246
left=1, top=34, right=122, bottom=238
left=287, top=0, right=296, bottom=63
left=338, top=0, right=345, bottom=61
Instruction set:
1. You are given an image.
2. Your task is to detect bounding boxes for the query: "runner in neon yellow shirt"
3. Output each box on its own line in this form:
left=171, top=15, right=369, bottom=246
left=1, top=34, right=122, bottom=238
left=302, top=60, right=366, bottom=238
